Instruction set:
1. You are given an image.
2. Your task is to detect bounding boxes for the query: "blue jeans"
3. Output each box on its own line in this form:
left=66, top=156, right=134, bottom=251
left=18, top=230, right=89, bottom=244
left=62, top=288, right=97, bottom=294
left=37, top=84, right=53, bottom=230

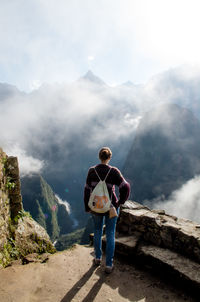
left=91, top=209, right=119, bottom=267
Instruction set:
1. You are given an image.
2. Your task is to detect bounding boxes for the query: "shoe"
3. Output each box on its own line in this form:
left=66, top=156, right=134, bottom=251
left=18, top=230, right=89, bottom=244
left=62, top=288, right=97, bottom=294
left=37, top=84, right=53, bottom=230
left=105, top=265, right=114, bottom=274
left=93, top=258, right=101, bottom=266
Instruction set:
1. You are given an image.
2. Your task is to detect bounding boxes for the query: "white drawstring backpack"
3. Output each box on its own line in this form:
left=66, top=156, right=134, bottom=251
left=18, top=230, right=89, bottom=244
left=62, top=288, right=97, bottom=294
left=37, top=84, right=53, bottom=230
left=88, top=167, right=112, bottom=213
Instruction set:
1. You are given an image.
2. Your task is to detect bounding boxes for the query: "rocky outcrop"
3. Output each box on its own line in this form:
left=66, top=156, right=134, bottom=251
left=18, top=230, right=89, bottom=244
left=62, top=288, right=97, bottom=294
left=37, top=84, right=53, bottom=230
left=105, top=200, right=200, bottom=293
left=0, top=148, right=55, bottom=267
left=117, top=201, right=200, bottom=263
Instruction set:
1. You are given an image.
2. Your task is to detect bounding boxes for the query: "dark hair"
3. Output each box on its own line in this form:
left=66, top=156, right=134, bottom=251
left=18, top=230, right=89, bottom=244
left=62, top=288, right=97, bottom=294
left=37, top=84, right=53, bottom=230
left=99, top=147, right=112, bottom=161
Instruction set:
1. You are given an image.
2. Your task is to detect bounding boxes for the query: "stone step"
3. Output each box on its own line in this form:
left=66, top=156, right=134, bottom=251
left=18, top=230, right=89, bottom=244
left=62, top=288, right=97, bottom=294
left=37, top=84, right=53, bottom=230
left=101, top=235, right=200, bottom=293
left=97, top=234, right=141, bottom=254
left=139, top=244, right=200, bottom=289
left=101, top=234, right=141, bottom=255
left=113, top=234, right=140, bottom=255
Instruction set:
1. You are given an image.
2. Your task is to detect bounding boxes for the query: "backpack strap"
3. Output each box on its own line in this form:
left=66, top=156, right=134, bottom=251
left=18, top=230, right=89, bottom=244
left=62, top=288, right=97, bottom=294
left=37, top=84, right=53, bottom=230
left=94, top=167, right=112, bottom=182
left=104, top=167, right=112, bottom=181
left=94, top=168, right=102, bottom=181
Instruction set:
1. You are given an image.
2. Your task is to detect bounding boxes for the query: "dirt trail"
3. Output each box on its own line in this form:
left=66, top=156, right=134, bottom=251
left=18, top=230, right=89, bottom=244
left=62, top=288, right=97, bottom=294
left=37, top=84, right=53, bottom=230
left=0, top=245, right=196, bottom=302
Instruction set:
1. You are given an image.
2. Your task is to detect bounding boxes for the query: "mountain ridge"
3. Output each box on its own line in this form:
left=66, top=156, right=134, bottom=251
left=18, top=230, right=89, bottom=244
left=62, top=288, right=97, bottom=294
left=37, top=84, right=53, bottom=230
left=123, top=103, right=200, bottom=203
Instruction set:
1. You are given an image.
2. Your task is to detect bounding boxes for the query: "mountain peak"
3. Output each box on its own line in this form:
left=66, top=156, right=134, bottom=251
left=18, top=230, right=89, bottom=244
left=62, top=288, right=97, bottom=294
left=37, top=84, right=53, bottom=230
left=84, top=70, right=95, bottom=78
left=122, top=81, right=135, bottom=87
left=80, top=70, right=106, bottom=85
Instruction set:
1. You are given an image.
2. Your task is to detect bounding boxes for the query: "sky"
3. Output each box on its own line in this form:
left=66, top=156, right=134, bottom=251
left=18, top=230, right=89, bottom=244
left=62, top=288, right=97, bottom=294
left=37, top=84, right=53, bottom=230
left=1, top=0, right=200, bottom=91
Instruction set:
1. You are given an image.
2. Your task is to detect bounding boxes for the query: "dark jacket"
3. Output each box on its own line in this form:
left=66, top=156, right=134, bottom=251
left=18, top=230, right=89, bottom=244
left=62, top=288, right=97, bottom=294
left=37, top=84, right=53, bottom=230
left=84, top=163, right=130, bottom=212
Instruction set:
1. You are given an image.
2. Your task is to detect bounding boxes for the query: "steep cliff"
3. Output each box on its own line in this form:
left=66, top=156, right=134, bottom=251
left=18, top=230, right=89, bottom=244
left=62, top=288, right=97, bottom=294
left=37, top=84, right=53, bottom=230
left=0, top=148, right=55, bottom=267
left=21, top=174, right=73, bottom=241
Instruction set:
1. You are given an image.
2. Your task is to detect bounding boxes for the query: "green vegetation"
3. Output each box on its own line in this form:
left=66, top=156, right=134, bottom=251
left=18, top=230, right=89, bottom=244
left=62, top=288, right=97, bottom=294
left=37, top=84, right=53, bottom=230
left=0, top=244, right=11, bottom=267
left=35, top=200, right=47, bottom=229
left=40, top=176, right=60, bottom=240
left=0, top=209, right=56, bottom=268
left=2, top=156, right=7, bottom=163
left=0, top=238, right=20, bottom=268
left=0, top=211, right=32, bottom=267
left=5, top=176, right=16, bottom=190
left=29, top=233, right=56, bottom=254
left=5, top=238, right=20, bottom=259
left=55, top=216, right=94, bottom=251
left=1, top=156, right=7, bottom=176
left=13, top=210, right=32, bottom=224
left=1, top=157, right=16, bottom=191
left=55, top=228, right=85, bottom=251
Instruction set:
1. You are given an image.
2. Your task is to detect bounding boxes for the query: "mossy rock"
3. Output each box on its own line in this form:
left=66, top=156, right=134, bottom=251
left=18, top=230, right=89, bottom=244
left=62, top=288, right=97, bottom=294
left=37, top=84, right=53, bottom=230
left=14, top=216, right=56, bottom=256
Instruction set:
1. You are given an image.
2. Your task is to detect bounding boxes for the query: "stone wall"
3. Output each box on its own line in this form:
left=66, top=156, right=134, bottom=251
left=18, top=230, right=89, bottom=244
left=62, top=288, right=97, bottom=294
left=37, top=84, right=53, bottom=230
left=0, top=148, right=55, bottom=267
left=0, top=148, right=10, bottom=254
left=117, top=200, right=200, bottom=264
left=4, top=156, right=23, bottom=219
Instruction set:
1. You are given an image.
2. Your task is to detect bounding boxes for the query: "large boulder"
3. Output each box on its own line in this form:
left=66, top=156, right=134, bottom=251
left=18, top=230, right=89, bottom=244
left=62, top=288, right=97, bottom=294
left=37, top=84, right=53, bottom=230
left=14, top=215, right=55, bottom=257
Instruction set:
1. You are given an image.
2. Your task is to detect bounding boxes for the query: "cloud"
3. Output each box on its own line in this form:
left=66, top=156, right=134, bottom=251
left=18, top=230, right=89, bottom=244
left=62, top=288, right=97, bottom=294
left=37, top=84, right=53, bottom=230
left=0, top=74, right=141, bottom=176
left=29, top=80, right=42, bottom=90
left=148, top=176, right=200, bottom=223
left=0, top=65, right=200, bottom=172
left=4, top=144, right=44, bottom=177
left=124, top=114, right=142, bottom=127
left=55, top=194, right=71, bottom=214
